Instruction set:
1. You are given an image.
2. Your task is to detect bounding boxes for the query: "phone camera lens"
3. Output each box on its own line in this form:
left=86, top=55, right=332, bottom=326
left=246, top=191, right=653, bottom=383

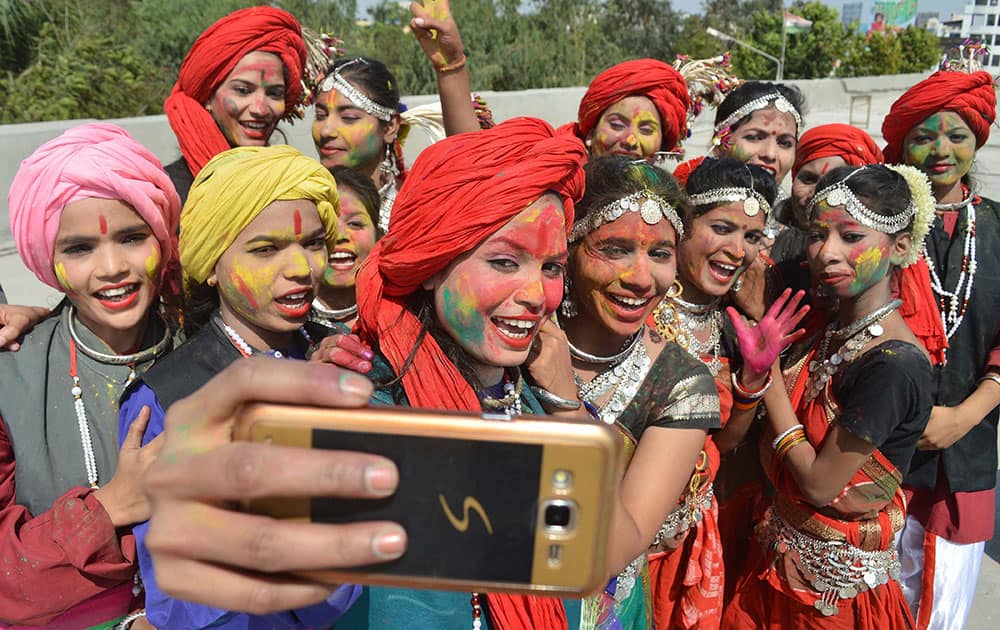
left=544, top=503, right=572, bottom=528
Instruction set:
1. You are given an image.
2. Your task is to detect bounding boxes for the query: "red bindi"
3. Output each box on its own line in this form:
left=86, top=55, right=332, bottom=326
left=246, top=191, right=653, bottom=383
left=99, top=215, right=108, bottom=235
left=293, top=210, right=302, bottom=237
left=820, top=163, right=831, bottom=175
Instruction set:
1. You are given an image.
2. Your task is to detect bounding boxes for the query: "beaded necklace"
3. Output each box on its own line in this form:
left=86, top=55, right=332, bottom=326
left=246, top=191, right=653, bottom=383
left=924, top=202, right=977, bottom=341
left=221, top=321, right=314, bottom=359
left=652, top=296, right=723, bottom=375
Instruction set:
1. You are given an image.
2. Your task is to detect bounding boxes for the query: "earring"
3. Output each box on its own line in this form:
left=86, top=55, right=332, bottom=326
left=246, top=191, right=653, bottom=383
left=379, top=144, right=399, bottom=177
left=560, top=275, right=578, bottom=318
left=666, top=280, right=683, bottom=299
left=585, top=138, right=593, bottom=149
left=730, top=276, right=744, bottom=293
left=207, top=277, right=217, bottom=287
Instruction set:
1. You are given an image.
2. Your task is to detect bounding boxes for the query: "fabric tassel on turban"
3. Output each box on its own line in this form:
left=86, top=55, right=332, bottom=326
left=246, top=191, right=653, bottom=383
left=164, top=6, right=306, bottom=176
left=792, top=124, right=884, bottom=179
left=561, top=58, right=691, bottom=153
left=355, top=115, right=585, bottom=629
left=882, top=70, right=996, bottom=164
left=179, top=145, right=338, bottom=295
left=8, top=122, right=181, bottom=293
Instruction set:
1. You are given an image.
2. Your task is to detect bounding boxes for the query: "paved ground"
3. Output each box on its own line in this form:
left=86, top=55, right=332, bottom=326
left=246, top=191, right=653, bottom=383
left=2, top=83, right=999, bottom=627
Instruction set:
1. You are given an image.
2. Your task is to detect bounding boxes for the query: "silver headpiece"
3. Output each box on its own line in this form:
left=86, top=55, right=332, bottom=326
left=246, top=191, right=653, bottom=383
left=688, top=187, right=771, bottom=217
left=569, top=191, right=685, bottom=244
left=318, top=59, right=395, bottom=122
left=713, top=92, right=802, bottom=135
left=808, top=168, right=916, bottom=234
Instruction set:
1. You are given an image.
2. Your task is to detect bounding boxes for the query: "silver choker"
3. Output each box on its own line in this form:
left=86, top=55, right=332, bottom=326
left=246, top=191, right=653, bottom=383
left=311, top=298, right=358, bottom=321
left=68, top=305, right=171, bottom=366
left=568, top=328, right=644, bottom=365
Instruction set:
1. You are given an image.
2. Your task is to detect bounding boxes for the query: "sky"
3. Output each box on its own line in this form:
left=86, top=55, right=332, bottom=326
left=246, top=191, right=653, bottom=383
left=359, top=0, right=971, bottom=19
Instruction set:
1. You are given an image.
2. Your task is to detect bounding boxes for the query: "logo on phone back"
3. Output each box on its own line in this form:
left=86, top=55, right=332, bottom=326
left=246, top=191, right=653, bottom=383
left=439, top=494, right=494, bottom=535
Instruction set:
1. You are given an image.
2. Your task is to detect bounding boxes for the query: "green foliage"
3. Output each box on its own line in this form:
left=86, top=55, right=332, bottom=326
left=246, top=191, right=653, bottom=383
left=0, top=0, right=948, bottom=123
left=0, top=20, right=164, bottom=122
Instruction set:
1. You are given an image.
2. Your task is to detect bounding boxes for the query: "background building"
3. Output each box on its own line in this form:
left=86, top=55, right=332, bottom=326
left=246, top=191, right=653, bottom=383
left=961, top=0, right=1000, bottom=70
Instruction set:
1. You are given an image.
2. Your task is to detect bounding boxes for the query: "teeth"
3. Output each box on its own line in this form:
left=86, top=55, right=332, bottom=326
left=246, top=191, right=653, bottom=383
left=97, top=286, right=133, bottom=298
left=280, top=292, right=308, bottom=301
left=496, top=318, right=535, bottom=330
left=612, top=295, right=649, bottom=307
left=329, top=252, right=355, bottom=261
left=497, top=327, right=530, bottom=339
left=243, top=122, right=266, bottom=129
left=714, top=262, right=737, bottom=272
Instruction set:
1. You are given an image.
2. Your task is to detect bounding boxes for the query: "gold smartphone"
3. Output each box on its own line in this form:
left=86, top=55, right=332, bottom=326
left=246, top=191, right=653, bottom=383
left=233, top=403, right=623, bottom=597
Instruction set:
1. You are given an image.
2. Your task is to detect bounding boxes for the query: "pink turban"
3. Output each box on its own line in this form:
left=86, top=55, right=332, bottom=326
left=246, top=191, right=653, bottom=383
left=8, top=122, right=181, bottom=292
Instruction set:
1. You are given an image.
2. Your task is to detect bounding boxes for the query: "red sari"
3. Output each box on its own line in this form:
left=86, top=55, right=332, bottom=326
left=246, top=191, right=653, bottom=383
left=722, top=340, right=916, bottom=630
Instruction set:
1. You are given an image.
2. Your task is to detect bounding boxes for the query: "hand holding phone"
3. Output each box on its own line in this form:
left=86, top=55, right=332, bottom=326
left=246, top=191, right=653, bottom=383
left=234, top=404, right=624, bottom=597
left=142, top=358, right=406, bottom=614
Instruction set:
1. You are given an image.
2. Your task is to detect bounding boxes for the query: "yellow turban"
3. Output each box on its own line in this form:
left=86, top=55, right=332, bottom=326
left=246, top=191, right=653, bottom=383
left=179, top=145, right=339, bottom=291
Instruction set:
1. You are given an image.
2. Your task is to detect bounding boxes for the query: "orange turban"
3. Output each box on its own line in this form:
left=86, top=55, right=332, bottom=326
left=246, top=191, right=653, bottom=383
left=164, top=7, right=306, bottom=176
left=564, top=59, right=691, bottom=152
left=882, top=70, right=996, bottom=163
left=792, top=124, right=884, bottom=178
left=356, top=117, right=586, bottom=411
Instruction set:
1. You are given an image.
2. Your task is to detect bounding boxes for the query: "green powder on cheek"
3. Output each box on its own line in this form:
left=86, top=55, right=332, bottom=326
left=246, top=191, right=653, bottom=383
left=442, top=286, right=485, bottom=346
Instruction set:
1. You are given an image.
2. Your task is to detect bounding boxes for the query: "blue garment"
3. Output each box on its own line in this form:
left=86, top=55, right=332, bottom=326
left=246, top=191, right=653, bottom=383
left=119, top=376, right=361, bottom=629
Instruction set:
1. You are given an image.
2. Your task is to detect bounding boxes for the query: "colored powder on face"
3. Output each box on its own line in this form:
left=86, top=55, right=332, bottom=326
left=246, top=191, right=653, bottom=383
left=232, top=273, right=260, bottom=310
left=98, top=215, right=108, bottom=235
left=441, top=285, right=485, bottom=347
left=850, top=246, right=888, bottom=293
left=145, top=245, right=161, bottom=283
left=54, top=262, right=73, bottom=292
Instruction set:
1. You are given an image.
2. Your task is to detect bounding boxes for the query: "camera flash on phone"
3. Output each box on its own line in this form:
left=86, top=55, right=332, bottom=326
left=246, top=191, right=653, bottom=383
left=547, top=544, right=563, bottom=566
left=553, top=469, right=572, bottom=489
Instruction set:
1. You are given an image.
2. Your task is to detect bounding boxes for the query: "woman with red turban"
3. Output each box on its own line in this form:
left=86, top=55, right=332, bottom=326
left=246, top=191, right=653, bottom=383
left=561, top=58, right=691, bottom=161
left=882, top=68, right=1000, bottom=630
left=163, top=6, right=307, bottom=203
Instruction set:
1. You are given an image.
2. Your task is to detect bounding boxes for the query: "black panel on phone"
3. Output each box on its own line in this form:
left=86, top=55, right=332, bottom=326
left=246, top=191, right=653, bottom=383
left=311, top=428, right=542, bottom=583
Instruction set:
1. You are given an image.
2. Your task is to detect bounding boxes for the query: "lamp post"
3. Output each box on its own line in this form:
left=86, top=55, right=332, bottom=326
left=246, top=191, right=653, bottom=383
left=706, top=26, right=783, bottom=80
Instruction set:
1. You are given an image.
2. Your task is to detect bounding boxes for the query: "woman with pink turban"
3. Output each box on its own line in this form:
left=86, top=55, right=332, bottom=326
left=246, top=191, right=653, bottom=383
left=0, top=122, right=180, bottom=628
left=882, top=68, right=1000, bottom=630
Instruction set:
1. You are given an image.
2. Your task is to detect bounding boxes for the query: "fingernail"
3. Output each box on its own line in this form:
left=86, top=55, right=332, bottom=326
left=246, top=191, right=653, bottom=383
left=372, top=527, right=406, bottom=559
left=358, top=360, right=372, bottom=373
left=338, top=371, right=373, bottom=397
left=415, top=17, right=425, bottom=25
left=364, top=463, right=398, bottom=496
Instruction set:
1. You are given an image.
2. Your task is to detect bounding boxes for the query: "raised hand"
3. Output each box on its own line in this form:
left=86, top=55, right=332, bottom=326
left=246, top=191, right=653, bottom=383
left=525, top=318, right=581, bottom=408
left=727, top=288, right=809, bottom=379
left=410, top=0, right=466, bottom=72
left=94, top=406, right=163, bottom=527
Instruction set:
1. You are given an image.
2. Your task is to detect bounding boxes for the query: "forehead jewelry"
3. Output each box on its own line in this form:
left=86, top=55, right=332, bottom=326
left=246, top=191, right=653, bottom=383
left=318, top=59, right=395, bottom=122
left=569, top=191, right=685, bottom=244
left=713, top=92, right=802, bottom=137
left=688, top=186, right=771, bottom=218
left=808, top=168, right=916, bottom=234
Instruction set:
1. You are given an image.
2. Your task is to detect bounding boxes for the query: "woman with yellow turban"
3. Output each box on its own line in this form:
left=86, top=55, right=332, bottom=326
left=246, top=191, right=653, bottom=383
left=117, top=145, right=361, bottom=629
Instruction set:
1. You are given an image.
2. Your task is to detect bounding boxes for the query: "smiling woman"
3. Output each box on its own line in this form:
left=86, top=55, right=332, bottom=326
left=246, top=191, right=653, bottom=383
left=163, top=6, right=308, bottom=203
left=115, top=145, right=363, bottom=630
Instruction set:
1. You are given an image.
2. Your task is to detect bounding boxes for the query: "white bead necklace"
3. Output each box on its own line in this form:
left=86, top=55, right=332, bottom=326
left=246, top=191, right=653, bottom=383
left=221, top=320, right=313, bottom=359
left=924, top=202, right=977, bottom=340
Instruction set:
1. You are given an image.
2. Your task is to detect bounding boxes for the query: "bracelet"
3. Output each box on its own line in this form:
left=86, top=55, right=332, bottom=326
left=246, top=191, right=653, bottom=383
left=582, top=400, right=601, bottom=422
left=977, top=373, right=1000, bottom=388
left=530, top=386, right=582, bottom=411
left=116, top=610, right=147, bottom=630
left=732, top=397, right=761, bottom=412
left=437, top=54, right=467, bottom=73
left=771, top=423, right=805, bottom=450
left=775, top=433, right=808, bottom=461
left=732, top=370, right=773, bottom=400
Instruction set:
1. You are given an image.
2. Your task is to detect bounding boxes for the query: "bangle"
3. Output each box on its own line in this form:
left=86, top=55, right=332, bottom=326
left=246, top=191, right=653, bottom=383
left=771, top=423, right=805, bottom=450
left=530, top=386, right=582, bottom=411
left=732, top=398, right=761, bottom=412
left=437, top=54, right=467, bottom=73
left=732, top=370, right=773, bottom=400
left=115, top=610, right=146, bottom=630
left=977, top=373, right=1000, bottom=388
left=775, top=433, right=808, bottom=461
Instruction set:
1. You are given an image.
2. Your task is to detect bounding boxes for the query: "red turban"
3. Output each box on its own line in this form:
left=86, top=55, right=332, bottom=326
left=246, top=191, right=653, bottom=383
left=671, top=156, right=706, bottom=187
left=882, top=70, right=996, bottom=163
left=792, top=124, right=884, bottom=178
left=357, top=117, right=586, bottom=410
left=565, top=58, right=691, bottom=152
left=164, top=7, right=306, bottom=176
